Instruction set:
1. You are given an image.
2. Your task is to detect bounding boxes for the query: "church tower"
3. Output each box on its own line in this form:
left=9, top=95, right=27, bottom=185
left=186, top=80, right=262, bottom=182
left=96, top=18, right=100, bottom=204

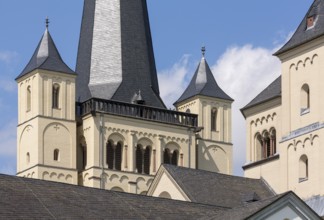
left=16, top=21, right=78, bottom=184
left=75, top=0, right=199, bottom=193
left=76, top=0, right=165, bottom=108
left=242, top=0, right=324, bottom=200
left=174, top=48, right=234, bottom=174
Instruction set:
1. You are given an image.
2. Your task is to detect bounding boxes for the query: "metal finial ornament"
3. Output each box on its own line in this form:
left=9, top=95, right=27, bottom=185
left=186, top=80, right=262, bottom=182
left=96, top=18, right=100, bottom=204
left=201, top=46, right=206, bottom=57
left=46, top=17, right=50, bottom=29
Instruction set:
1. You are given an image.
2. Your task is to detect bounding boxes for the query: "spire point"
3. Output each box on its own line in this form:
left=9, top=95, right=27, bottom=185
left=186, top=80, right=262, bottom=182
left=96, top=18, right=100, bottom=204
left=45, top=17, right=50, bottom=29
left=201, top=46, right=206, bottom=58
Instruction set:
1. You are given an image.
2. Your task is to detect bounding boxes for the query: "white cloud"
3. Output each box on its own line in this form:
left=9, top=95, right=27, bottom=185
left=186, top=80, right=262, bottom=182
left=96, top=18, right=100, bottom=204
left=211, top=45, right=281, bottom=176
left=158, top=55, right=192, bottom=108
left=0, top=119, right=17, bottom=157
left=158, top=44, right=282, bottom=176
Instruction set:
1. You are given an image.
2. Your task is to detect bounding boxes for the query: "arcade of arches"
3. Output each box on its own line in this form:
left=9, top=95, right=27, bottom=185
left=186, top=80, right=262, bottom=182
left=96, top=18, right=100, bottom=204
left=255, top=129, right=276, bottom=161
left=80, top=138, right=183, bottom=175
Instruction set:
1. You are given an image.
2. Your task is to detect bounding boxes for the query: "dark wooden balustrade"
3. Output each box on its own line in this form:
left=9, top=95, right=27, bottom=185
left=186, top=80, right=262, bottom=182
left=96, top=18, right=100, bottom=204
left=78, top=98, right=197, bottom=127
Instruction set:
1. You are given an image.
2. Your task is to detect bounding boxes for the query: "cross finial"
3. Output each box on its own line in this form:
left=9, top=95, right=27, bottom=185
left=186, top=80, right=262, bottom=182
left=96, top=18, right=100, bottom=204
left=201, top=46, right=206, bottom=58
left=45, top=17, right=50, bottom=29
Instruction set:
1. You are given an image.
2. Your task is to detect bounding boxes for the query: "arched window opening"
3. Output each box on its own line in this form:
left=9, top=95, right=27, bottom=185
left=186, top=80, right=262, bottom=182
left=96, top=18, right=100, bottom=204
left=81, top=145, right=87, bottom=170
left=255, top=134, right=263, bottom=161
left=255, top=129, right=277, bottom=161
left=163, top=148, right=171, bottom=164
left=211, top=108, right=217, bottom=131
left=52, top=83, right=60, bottom=109
left=26, top=152, right=30, bottom=164
left=107, top=141, right=114, bottom=169
left=136, top=145, right=151, bottom=175
left=299, top=155, right=308, bottom=182
left=27, top=86, right=31, bottom=112
left=54, top=149, right=60, bottom=161
left=301, top=84, right=310, bottom=115
left=144, top=147, right=151, bottom=175
left=115, top=142, right=122, bottom=171
left=136, top=145, right=144, bottom=174
left=106, top=141, right=122, bottom=170
left=263, top=133, right=271, bottom=158
left=171, top=150, right=178, bottom=166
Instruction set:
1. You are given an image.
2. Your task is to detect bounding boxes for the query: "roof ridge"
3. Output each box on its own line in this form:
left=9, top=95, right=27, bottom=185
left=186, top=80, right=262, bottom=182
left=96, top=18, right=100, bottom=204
left=163, top=164, right=267, bottom=183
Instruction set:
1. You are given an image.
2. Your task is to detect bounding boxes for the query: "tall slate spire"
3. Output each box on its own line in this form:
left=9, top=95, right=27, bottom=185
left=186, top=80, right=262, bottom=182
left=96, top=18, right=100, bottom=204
left=76, top=0, right=165, bottom=108
left=16, top=24, right=74, bottom=80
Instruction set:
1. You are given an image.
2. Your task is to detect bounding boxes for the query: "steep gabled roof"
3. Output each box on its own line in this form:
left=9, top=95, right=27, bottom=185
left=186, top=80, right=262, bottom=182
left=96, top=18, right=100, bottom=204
left=16, top=28, right=75, bottom=80
left=174, top=56, right=233, bottom=106
left=160, top=164, right=275, bottom=208
left=275, top=0, right=324, bottom=56
left=241, top=75, right=281, bottom=112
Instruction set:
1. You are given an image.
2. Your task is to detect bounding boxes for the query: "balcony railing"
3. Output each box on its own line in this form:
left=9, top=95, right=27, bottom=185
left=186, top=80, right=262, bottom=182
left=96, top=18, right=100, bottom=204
left=78, top=98, right=198, bottom=127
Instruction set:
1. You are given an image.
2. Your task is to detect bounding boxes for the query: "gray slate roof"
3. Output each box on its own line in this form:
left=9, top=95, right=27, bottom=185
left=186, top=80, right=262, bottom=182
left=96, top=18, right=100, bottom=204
left=162, top=164, right=275, bottom=208
left=75, top=0, right=165, bottom=108
left=16, top=28, right=75, bottom=80
left=305, top=195, right=324, bottom=217
left=275, top=0, right=324, bottom=55
left=0, top=173, right=228, bottom=219
left=0, top=173, right=319, bottom=219
left=241, top=75, right=281, bottom=111
left=174, top=57, right=233, bottom=105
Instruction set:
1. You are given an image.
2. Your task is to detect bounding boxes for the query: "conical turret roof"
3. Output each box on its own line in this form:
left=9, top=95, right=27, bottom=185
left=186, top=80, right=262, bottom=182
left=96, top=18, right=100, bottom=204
left=275, top=0, right=324, bottom=56
left=16, top=27, right=75, bottom=80
left=174, top=54, right=233, bottom=106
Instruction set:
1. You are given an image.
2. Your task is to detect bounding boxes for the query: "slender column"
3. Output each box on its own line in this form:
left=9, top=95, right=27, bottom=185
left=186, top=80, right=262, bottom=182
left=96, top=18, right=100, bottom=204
left=270, top=138, right=273, bottom=156
left=141, top=148, right=145, bottom=174
left=128, top=131, right=136, bottom=172
left=153, top=149, right=156, bottom=173
left=157, top=135, right=165, bottom=168
left=124, top=145, right=128, bottom=170
left=113, top=144, right=116, bottom=170
left=262, top=139, right=266, bottom=159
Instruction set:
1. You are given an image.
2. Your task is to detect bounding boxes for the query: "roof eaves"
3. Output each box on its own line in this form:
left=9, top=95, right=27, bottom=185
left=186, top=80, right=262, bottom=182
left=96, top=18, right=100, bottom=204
left=240, top=95, right=281, bottom=118
left=274, top=34, right=324, bottom=56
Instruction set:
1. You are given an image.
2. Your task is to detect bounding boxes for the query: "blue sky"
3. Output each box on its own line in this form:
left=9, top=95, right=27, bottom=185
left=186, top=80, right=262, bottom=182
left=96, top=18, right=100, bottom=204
left=0, top=0, right=313, bottom=175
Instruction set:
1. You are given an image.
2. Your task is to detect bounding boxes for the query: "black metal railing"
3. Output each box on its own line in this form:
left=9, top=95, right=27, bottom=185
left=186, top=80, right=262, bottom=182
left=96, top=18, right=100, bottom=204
left=78, top=98, right=198, bottom=127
